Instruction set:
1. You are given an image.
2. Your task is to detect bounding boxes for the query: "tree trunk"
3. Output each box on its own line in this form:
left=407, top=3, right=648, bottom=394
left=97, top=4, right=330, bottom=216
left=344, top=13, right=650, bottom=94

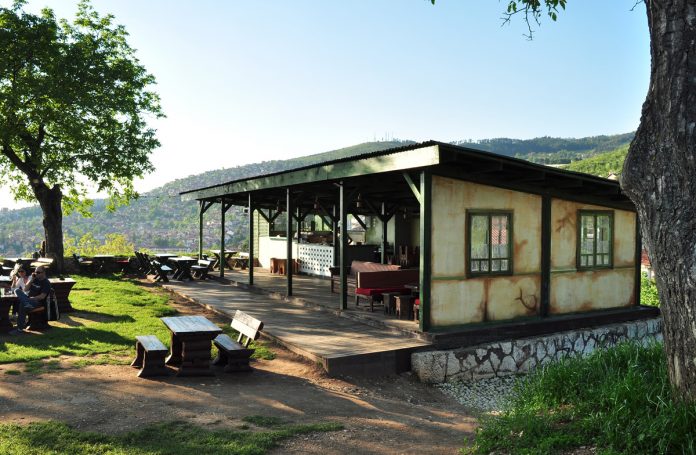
left=34, top=183, right=65, bottom=275
left=622, top=0, right=696, bottom=400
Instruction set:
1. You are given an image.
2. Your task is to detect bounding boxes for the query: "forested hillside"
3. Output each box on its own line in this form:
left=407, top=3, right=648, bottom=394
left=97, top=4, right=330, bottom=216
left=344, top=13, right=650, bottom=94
left=453, top=132, right=633, bottom=164
left=0, top=134, right=633, bottom=256
left=562, top=144, right=629, bottom=178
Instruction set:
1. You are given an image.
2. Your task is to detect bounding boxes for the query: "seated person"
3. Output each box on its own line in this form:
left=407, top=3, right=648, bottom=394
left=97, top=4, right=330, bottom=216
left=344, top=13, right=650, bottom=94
left=9, top=267, right=31, bottom=318
left=10, top=267, right=31, bottom=291
left=10, top=266, right=50, bottom=334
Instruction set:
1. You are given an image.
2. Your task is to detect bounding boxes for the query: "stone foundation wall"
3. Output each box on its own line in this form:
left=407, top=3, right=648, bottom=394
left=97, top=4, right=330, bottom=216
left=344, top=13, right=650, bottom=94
left=412, top=317, right=662, bottom=384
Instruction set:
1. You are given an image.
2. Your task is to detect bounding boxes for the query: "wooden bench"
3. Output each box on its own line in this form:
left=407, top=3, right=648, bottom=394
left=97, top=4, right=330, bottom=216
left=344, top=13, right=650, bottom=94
left=212, top=310, right=264, bottom=372
left=72, top=254, right=95, bottom=275
left=131, top=335, right=169, bottom=377
left=134, top=251, right=150, bottom=275
left=150, top=260, right=172, bottom=282
left=329, top=260, right=402, bottom=296
left=190, top=259, right=212, bottom=279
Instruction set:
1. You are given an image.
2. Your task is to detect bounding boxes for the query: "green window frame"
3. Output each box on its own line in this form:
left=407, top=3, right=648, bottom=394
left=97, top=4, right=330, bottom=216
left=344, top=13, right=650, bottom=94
left=577, top=210, right=614, bottom=270
left=466, top=210, right=513, bottom=277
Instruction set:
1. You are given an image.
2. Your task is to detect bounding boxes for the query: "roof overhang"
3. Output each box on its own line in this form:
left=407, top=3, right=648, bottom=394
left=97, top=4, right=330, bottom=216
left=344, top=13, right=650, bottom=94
left=181, top=144, right=440, bottom=202
left=180, top=141, right=635, bottom=213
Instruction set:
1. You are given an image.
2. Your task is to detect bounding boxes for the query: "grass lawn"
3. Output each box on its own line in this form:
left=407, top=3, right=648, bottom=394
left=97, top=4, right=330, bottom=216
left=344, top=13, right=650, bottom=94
left=0, top=275, right=273, bottom=367
left=467, top=342, right=696, bottom=454
left=1, top=275, right=174, bottom=366
left=0, top=419, right=342, bottom=455
left=0, top=275, right=339, bottom=454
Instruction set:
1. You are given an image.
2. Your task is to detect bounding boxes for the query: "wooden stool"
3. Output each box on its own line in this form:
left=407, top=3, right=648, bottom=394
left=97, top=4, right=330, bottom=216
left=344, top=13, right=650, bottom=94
left=382, top=292, right=399, bottom=315
left=26, top=306, right=49, bottom=331
left=394, top=295, right=413, bottom=320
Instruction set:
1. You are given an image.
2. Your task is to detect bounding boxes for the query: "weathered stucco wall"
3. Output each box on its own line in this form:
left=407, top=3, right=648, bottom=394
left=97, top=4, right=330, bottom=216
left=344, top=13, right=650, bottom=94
left=430, top=177, right=542, bottom=326
left=549, top=200, right=637, bottom=314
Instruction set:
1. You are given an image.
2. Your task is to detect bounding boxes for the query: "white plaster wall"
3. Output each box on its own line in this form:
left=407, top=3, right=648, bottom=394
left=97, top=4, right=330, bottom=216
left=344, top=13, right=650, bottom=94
left=430, top=176, right=542, bottom=326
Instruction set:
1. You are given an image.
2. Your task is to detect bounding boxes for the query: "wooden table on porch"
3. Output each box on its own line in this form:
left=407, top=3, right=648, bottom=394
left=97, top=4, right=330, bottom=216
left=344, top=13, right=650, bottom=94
left=210, top=250, right=237, bottom=270
left=169, top=256, right=197, bottom=281
left=161, top=315, right=223, bottom=376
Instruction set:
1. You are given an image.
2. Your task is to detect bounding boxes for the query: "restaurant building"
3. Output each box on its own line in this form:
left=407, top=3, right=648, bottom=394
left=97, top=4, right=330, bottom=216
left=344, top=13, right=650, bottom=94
left=181, top=141, right=655, bottom=341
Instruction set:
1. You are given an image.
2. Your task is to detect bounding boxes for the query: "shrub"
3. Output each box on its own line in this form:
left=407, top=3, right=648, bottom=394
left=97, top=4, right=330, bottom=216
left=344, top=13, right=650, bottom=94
left=467, top=342, right=696, bottom=454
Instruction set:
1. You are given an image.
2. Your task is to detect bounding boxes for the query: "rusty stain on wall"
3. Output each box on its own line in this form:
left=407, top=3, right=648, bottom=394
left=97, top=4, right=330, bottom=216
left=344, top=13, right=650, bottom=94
left=430, top=176, right=543, bottom=326
left=551, top=199, right=636, bottom=269
left=549, top=268, right=634, bottom=314
left=486, top=275, right=540, bottom=321
left=428, top=176, right=637, bottom=328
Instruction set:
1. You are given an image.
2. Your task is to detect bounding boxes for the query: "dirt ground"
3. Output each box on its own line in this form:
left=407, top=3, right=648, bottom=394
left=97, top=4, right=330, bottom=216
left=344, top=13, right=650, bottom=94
left=0, top=291, right=479, bottom=454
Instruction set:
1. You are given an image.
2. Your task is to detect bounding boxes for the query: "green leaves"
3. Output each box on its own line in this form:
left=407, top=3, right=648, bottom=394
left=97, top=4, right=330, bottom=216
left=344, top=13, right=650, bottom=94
left=0, top=0, right=163, bottom=211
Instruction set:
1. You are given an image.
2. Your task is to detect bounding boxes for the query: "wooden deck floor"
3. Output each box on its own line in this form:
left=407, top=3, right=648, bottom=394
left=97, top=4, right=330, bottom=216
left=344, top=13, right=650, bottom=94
left=161, top=268, right=432, bottom=377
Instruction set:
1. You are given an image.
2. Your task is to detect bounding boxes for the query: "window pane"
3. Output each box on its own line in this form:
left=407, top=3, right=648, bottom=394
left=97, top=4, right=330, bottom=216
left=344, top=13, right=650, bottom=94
left=580, top=215, right=595, bottom=256
left=597, top=215, right=611, bottom=255
left=491, top=215, right=510, bottom=259
left=470, top=215, right=489, bottom=260
left=500, top=259, right=509, bottom=271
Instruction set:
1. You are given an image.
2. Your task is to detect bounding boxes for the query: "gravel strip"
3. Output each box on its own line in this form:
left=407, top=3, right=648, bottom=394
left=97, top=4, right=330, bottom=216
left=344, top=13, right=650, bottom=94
left=436, top=375, right=521, bottom=412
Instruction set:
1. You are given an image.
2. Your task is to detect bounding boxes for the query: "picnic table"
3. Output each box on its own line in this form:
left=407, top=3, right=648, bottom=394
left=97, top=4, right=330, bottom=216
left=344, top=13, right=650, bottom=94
left=155, top=253, right=178, bottom=261
left=5, top=258, right=34, bottom=272
left=209, top=249, right=237, bottom=270
left=49, top=277, right=77, bottom=313
left=168, top=256, right=197, bottom=281
left=230, top=253, right=249, bottom=270
left=0, top=288, right=15, bottom=333
left=161, top=315, right=223, bottom=376
left=92, top=255, right=116, bottom=273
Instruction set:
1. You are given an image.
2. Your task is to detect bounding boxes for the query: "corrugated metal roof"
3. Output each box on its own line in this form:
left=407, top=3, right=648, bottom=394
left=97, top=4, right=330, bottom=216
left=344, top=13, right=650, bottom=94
left=181, top=139, right=622, bottom=197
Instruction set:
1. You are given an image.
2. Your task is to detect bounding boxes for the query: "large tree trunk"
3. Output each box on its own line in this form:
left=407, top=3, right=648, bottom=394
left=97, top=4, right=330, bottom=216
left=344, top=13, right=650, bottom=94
left=34, top=183, right=65, bottom=274
left=622, top=0, right=696, bottom=400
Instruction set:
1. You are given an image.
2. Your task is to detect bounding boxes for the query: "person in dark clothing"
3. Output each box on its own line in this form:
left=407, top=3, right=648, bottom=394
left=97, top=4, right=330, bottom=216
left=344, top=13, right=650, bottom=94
left=10, top=266, right=50, bottom=334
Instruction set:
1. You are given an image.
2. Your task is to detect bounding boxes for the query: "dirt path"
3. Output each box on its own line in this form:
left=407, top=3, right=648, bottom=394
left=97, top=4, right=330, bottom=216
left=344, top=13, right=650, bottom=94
left=0, top=295, right=478, bottom=454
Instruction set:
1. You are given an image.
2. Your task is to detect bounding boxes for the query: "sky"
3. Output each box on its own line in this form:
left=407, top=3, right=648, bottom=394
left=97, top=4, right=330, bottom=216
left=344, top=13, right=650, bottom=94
left=2, top=0, right=650, bottom=209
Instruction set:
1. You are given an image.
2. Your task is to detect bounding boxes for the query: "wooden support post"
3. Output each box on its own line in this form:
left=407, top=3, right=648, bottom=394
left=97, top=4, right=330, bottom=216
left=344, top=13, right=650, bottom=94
left=332, top=204, right=339, bottom=266
left=248, top=193, right=254, bottom=286
left=296, top=206, right=302, bottom=248
left=419, top=171, right=431, bottom=331
left=198, top=200, right=213, bottom=260
left=381, top=202, right=388, bottom=264
left=339, top=183, right=348, bottom=310
left=220, top=199, right=225, bottom=279
left=199, top=201, right=205, bottom=260
left=286, top=188, right=293, bottom=296
left=540, top=194, right=551, bottom=317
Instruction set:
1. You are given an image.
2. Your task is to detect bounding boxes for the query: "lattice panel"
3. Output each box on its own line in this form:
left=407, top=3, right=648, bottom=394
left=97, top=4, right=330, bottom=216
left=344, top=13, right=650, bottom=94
left=298, top=244, right=333, bottom=277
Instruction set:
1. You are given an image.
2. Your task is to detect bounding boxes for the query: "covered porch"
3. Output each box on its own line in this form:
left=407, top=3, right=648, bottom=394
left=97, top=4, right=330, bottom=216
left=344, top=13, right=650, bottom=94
left=181, top=141, right=653, bottom=339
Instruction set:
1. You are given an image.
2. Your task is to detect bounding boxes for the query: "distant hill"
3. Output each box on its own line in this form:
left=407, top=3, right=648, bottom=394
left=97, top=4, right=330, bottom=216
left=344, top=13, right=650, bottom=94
left=0, top=134, right=634, bottom=256
left=452, top=132, right=633, bottom=164
left=562, top=144, right=629, bottom=178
